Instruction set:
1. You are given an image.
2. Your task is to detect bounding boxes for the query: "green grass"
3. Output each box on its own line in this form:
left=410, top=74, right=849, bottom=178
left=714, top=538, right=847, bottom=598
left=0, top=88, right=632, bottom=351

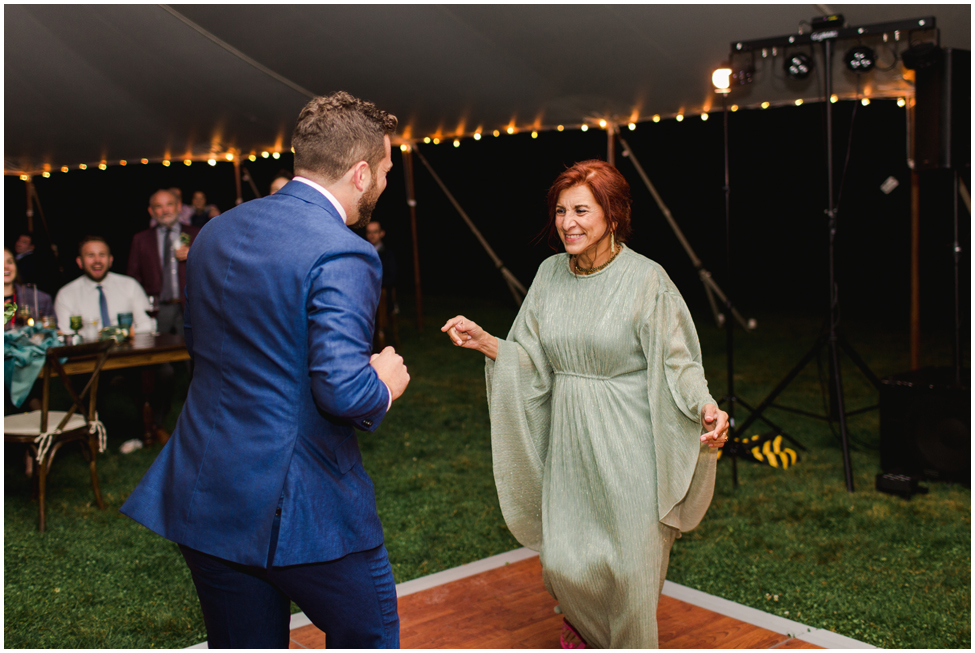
left=4, top=296, right=970, bottom=648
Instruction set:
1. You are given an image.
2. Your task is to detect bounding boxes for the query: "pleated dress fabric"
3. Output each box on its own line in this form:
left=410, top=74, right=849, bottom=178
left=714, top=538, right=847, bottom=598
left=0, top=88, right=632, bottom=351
left=485, top=246, right=718, bottom=648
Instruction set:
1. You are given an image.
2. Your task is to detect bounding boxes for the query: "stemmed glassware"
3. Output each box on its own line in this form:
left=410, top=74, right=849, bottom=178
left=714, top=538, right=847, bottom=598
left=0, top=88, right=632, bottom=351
left=69, top=315, right=83, bottom=342
left=146, top=296, right=160, bottom=336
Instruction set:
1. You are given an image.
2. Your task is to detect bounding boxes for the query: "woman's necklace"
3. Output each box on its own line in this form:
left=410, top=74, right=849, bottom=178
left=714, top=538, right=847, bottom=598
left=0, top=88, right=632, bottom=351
left=572, top=243, right=623, bottom=276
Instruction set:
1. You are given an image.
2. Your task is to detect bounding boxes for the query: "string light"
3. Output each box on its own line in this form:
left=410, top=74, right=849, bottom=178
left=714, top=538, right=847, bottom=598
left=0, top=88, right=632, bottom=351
left=290, top=147, right=295, bottom=154
left=61, top=166, right=69, bottom=173
left=432, top=137, right=440, bottom=145
left=162, top=161, right=170, bottom=167
left=581, top=124, right=589, bottom=132
left=731, top=105, right=739, bottom=112
left=701, top=113, right=709, bottom=121
left=652, top=115, right=661, bottom=123
left=531, top=131, right=538, bottom=139
left=897, top=97, right=906, bottom=107
left=141, top=158, right=149, bottom=164
left=473, top=132, right=481, bottom=140
left=628, top=123, right=636, bottom=131
left=208, top=158, right=217, bottom=166
left=120, top=160, right=127, bottom=166
left=184, top=159, right=192, bottom=166
left=795, top=99, right=803, bottom=106
left=79, top=164, right=88, bottom=170
left=272, top=152, right=280, bottom=159
left=830, top=94, right=839, bottom=103
left=19, top=174, right=29, bottom=181
left=761, top=102, right=770, bottom=109
left=423, top=137, right=431, bottom=144
left=42, top=171, right=50, bottom=178
left=506, top=126, right=514, bottom=134
left=598, top=119, right=607, bottom=128
left=249, top=154, right=257, bottom=161
left=399, top=144, right=409, bottom=152
left=861, top=98, right=871, bottom=106
left=557, top=125, right=564, bottom=132
left=225, top=153, right=234, bottom=161
left=99, top=162, right=108, bottom=170
left=453, top=139, right=460, bottom=148
left=676, top=114, right=684, bottom=122
left=261, top=151, right=269, bottom=158
left=493, top=130, right=500, bottom=137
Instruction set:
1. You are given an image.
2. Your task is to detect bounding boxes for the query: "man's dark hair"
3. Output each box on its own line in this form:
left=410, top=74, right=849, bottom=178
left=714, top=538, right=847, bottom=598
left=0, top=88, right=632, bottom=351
left=291, top=91, right=397, bottom=183
left=78, top=235, right=110, bottom=257
left=17, top=232, right=34, bottom=245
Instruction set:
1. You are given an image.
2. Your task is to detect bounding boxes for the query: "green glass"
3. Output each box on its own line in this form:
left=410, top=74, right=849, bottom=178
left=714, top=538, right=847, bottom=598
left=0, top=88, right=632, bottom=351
left=69, top=315, right=83, bottom=332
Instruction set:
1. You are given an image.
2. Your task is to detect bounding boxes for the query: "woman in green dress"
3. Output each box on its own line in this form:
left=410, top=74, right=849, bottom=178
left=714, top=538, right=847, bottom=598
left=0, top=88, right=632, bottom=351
left=442, top=160, right=729, bottom=648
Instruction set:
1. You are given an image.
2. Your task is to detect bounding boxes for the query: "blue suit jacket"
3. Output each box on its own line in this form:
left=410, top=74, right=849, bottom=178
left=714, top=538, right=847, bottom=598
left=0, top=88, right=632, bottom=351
left=121, top=181, right=390, bottom=567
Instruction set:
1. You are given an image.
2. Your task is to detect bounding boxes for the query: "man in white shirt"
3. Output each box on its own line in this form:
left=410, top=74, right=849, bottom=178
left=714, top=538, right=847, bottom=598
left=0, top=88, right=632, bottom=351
left=54, top=236, right=153, bottom=335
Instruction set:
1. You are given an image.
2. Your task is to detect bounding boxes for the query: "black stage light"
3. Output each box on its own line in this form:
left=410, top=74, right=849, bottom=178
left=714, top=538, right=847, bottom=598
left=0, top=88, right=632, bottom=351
left=784, top=53, right=813, bottom=80
left=732, top=63, right=754, bottom=85
left=844, top=46, right=876, bottom=73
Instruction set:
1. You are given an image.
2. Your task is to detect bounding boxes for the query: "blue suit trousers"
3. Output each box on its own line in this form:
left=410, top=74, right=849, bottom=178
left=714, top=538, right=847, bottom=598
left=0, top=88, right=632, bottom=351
left=179, top=516, right=399, bottom=649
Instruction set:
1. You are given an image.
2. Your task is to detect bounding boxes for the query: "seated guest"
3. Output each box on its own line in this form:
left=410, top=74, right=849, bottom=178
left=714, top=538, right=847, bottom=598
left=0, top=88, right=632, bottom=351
left=129, top=189, right=200, bottom=337
left=189, top=191, right=221, bottom=228
left=53, top=237, right=152, bottom=334
left=53, top=236, right=170, bottom=444
left=4, top=247, right=53, bottom=331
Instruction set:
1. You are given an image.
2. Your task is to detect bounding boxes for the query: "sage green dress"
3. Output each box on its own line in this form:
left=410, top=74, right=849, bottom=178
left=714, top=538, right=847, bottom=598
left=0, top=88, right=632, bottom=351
left=485, top=246, right=718, bottom=648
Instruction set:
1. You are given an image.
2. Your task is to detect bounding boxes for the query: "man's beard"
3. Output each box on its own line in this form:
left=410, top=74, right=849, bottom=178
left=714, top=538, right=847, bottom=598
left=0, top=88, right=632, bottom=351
left=83, top=268, right=109, bottom=282
left=350, top=181, right=380, bottom=229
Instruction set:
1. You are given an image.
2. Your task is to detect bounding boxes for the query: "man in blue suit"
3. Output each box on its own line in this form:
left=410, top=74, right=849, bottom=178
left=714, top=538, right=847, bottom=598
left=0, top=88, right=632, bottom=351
left=121, top=92, right=410, bottom=648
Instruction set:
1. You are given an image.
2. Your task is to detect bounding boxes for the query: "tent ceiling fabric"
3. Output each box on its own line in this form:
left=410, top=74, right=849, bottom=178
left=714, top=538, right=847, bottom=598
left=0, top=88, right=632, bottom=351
left=4, top=4, right=970, bottom=174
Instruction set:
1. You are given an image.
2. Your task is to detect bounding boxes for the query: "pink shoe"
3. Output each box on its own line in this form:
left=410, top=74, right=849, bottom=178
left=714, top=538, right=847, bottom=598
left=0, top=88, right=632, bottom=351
left=560, top=619, right=587, bottom=649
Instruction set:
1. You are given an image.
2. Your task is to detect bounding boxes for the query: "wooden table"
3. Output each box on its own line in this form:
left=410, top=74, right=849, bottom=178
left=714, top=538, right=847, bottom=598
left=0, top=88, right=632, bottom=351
left=61, top=333, right=190, bottom=446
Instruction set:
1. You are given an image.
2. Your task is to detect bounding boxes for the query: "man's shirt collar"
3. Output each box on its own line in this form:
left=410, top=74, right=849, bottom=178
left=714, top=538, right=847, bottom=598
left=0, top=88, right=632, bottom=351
left=293, top=176, right=348, bottom=224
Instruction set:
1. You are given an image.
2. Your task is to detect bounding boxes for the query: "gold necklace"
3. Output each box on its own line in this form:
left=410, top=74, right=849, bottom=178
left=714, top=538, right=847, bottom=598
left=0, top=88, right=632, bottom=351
left=572, top=243, right=623, bottom=275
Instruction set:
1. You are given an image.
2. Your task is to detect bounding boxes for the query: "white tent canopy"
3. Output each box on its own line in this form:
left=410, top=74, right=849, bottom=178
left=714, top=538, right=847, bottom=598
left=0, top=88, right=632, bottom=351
left=4, top=4, right=970, bottom=174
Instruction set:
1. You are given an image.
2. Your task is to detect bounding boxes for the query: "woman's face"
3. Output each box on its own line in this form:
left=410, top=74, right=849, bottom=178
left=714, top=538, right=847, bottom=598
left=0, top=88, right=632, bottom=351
left=4, top=250, right=16, bottom=286
left=555, top=184, right=609, bottom=256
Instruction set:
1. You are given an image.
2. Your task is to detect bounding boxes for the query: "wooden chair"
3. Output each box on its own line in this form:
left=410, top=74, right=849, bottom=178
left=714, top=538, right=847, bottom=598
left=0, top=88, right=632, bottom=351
left=4, top=339, right=113, bottom=532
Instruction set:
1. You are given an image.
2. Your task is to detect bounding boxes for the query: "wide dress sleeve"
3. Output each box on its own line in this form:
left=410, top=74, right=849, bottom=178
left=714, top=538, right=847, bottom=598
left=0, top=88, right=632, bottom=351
left=484, top=279, right=552, bottom=551
left=641, top=287, right=719, bottom=533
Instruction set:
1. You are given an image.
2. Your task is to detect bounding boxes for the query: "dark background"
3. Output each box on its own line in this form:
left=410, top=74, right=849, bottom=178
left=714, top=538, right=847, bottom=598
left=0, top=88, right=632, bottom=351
left=4, top=99, right=970, bottom=346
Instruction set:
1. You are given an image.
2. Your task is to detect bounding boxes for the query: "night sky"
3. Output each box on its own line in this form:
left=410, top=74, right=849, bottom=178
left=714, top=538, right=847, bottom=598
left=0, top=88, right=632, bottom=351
left=4, top=99, right=970, bottom=340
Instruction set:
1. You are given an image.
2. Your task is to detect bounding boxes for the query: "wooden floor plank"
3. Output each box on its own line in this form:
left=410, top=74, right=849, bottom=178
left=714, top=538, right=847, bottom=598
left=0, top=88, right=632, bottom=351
left=284, top=556, right=822, bottom=649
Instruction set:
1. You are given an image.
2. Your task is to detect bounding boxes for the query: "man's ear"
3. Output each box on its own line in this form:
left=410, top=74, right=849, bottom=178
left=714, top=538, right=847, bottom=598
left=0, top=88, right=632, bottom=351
left=351, top=161, right=371, bottom=192
left=147, top=206, right=154, bottom=217
left=76, top=256, right=83, bottom=270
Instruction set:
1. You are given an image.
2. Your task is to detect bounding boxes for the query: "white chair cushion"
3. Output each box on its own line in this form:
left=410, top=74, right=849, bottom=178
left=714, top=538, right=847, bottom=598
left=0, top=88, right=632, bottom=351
left=4, top=410, right=88, bottom=436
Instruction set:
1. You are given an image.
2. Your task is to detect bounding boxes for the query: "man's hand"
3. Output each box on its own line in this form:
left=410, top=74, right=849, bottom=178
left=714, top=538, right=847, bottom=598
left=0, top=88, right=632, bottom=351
left=174, top=245, right=190, bottom=261
left=370, top=346, right=410, bottom=402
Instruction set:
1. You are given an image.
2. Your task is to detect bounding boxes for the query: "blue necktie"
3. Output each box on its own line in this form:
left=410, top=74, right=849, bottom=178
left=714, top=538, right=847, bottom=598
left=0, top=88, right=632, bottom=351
left=97, top=285, right=111, bottom=328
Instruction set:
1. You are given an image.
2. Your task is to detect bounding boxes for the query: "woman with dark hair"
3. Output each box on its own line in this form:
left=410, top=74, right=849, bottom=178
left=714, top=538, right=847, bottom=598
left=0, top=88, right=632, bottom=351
left=4, top=247, right=53, bottom=331
left=442, top=160, right=729, bottom=648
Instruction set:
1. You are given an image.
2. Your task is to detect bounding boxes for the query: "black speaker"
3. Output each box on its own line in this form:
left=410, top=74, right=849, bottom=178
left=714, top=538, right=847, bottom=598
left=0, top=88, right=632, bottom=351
left=912, top=48, right=970, bottom=171
left=880, top=367, right=970, bottom=483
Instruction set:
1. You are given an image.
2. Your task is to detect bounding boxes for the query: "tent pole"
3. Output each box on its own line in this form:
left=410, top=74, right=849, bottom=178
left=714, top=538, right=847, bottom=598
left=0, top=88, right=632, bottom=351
left=412, top=146, right=526, bottom=306
left=607, top=123, right=615, bottom=166
left=233, top=153, right=243, bottom=206
left=25, top=177, right=34, bottom=233
left=26, top=181, right=63, bottom=275
left=402, top=147, right=425, bottom=330
left=241, top=166, right=262, bottom=199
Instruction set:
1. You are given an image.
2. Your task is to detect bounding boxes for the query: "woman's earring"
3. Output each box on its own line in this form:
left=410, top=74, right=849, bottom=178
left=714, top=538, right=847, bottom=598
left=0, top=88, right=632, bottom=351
left=610, top=231, right=616, bottom=253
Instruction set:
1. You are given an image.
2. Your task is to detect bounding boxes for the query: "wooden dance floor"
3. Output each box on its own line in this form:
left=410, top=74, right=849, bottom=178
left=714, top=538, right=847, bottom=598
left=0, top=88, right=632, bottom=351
left=286, top=555, right=824, bottom=649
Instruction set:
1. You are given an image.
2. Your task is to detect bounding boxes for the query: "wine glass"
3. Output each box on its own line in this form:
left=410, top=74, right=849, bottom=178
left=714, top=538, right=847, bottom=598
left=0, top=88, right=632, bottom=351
left=69, top=315, right=83, bottom=340
left=146, top=296, right=160, bottom=336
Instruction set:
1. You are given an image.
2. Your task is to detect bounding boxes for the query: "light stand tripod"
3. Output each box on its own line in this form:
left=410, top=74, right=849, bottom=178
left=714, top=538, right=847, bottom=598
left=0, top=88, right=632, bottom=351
left=730, top=30, right=904, bottom=493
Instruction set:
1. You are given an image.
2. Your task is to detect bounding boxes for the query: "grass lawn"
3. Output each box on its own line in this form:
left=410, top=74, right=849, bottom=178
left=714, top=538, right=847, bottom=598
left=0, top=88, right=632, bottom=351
left=4, top=295, right=970, bottom=648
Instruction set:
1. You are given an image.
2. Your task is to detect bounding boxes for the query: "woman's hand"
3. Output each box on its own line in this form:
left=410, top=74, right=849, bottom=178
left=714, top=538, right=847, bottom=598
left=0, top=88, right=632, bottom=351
left=441, top=315, right=498, bottom=361
left=699, top=404, right=730, bottom=448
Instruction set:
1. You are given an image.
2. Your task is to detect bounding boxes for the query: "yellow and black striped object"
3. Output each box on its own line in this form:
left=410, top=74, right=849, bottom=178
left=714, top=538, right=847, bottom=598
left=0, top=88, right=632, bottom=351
left=716, top=434, right=799, bottom=468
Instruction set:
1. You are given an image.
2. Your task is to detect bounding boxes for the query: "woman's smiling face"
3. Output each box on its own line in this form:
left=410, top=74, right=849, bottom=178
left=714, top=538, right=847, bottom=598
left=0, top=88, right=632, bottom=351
left=555, top=184, right=609, bottom=257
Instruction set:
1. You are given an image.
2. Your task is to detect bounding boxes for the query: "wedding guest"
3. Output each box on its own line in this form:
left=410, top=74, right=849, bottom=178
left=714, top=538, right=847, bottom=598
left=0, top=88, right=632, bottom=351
left=12, top=233, right=39, bottom=286
left=269, top=171, right=292, bottom=194
left=4, top=247, right=53, bottom=331
left=189, top=191, right=221, bottom=228
left=442, top=160, right=729, bottom=648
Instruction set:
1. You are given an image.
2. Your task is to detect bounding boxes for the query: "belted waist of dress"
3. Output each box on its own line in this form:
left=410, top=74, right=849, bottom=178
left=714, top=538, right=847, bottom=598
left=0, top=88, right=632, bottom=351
left=553, top=368, right=645, bottom=381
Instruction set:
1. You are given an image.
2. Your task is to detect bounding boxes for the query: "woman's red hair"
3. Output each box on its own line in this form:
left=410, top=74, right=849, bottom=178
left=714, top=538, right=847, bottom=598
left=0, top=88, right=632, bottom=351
left=541, top=160, right=632, bottom=250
